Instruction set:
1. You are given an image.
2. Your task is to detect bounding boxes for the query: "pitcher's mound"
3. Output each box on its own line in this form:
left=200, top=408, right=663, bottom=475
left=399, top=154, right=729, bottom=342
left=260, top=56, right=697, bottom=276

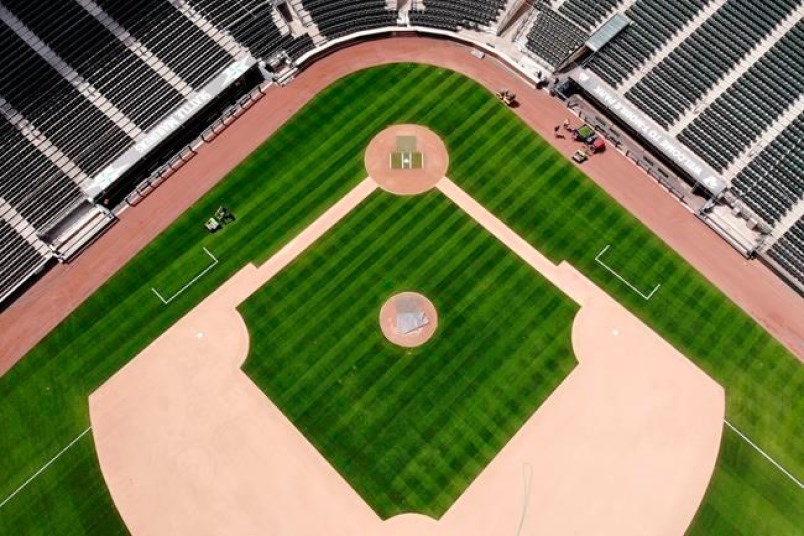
left=379, top=292, right=438, bottom=348
left=366, top=125, right=448, bottom=195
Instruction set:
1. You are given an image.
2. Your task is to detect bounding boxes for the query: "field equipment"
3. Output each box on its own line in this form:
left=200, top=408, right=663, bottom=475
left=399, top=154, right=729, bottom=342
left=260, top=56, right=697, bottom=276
left=495, top=89, right=516, bottom=106
left=204, top=217, right=221, bottom=233
left=215, top=206, right=235, bottom=223
left=571, top=124, right=606, bottom=153
left=589, top=137, right=606, bottom=153
left=572, top=149, right=589, bottom=163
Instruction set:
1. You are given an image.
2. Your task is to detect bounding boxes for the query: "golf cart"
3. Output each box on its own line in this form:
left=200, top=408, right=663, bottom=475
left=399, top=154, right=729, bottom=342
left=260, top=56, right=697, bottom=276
left=572, top=149, right=589, bottom=163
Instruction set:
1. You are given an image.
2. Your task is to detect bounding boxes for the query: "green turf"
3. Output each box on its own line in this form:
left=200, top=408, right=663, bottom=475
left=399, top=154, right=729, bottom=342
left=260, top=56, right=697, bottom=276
left=240, top=192, right=577, bottom=518
left=0, top=432, right=126, bottom=536
left=687, top=427, right=803, bottom=535
left=0, top=63, right=801, bottom=534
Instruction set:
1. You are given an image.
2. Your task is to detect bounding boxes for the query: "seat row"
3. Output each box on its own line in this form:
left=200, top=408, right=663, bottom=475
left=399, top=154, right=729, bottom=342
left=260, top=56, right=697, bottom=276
left=525, top=8, right=588, bottom=68
left=0, top=220, right=46, bottom=301
left=588, top=0, right=705, bottom=88
left=678, top=22, right=804, bottom=172
left=626, top=0, right=800, bottom=128
left=731, top=116, right=804, bottom=225
left=301, top=0, right=396, bottom=39
left=768, top=218, right=804, bottom=286
left=558, top=0, right=619, bottom=32
left=410, top=0, right=507, bottom=31
left=0, top=122, right=85, bottom=229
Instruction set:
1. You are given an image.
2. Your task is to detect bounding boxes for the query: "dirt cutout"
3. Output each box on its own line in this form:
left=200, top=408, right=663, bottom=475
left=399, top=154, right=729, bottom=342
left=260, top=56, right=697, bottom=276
left=366, top=124, right=448, bottom=195
left=379, top=292, right=438, bottom=348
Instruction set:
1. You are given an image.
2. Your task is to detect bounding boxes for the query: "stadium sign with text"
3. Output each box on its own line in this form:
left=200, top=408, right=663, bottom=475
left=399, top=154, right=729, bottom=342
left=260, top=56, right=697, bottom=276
left=85, top=56, right=256, bottom=200
left=574, top=70, right=726, bottom=196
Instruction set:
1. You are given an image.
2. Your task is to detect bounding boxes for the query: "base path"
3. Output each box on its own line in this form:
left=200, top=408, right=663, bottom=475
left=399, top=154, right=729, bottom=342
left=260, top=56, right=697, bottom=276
left=3, top=37, right=799, bottom=372
left=90, top=177, right=724, bottom=536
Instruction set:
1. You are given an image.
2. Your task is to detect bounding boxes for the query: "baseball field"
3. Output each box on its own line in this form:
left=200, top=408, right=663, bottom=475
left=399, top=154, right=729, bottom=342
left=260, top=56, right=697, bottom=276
left=0, top=63, right=801, bottom=534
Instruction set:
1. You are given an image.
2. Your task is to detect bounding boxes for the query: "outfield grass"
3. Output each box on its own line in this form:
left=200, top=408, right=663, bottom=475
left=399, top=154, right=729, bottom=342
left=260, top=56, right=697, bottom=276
left=0, top=63, right=801, bottom=534
left=240, top=192, right=577, bottom=518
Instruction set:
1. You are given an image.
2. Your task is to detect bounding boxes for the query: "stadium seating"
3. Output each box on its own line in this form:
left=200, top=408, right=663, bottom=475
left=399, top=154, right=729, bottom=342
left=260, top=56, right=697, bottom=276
left=409, top=0, right=508, bottom=32
left=0, top=22, right=133, bottom=176
left=94, top=0, right=236, bottom=87
left=768, top=218, right=804, bottom=286
left=0, top=220, right=45, bottom=300
left=731, top=116, right=804, bottom=225
left=0, top=0, right=256, bottom=299
left=0, top=122, right=85, bottom=229
left=558, top=0, right=619, bottom=32
left=677, top=21, right=804, bottom=172
left=524, top=8, right=589, bottom=68
left=178, top=0, right=314, bottom=60
left=588, top=0, right=705, bottom=88
left=626, top=0, right=800, bottom=128
left=301, top=0, right=396, bottom=39
left=1, top=0, right=187, bottom=131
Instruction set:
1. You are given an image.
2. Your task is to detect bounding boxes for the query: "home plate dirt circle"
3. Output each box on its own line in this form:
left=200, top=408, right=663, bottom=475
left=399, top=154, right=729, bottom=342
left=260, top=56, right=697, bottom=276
left=379, top=292, right=438, bottom=348
left=365, top=124, right=448, bottom=195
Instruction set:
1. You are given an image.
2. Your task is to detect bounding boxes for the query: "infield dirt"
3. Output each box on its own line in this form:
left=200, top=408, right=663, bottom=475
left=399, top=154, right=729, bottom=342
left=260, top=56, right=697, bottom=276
left=89, top=130, right=725, bottom=534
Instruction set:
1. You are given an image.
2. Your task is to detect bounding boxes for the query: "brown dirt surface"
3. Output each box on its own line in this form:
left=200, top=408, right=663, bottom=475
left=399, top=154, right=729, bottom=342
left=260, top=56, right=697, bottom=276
left=2, top=36, right=801, bottom=377
left=90, top=178, right=724, bottom=535
left=366, top=125, right=448, bottom=195
left=378, top=292, right=438, bottom=347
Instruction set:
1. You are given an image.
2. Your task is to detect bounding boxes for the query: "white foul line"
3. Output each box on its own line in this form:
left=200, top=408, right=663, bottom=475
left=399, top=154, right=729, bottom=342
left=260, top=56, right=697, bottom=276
left=0, top=427, right=92, bottom=510
left=151, top=247, right=219, bottom=305
left=725, top=420, right=803, bottom=489
left=594, top=244, right=661, bottom=300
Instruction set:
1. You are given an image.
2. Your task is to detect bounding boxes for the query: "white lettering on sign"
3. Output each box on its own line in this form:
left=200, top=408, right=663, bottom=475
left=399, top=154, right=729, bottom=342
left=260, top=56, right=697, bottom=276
left=133, top=91, right=213, bottom=155
left=94, top=165, right=123, bottom=188
left=222, top=59, right=251, bottom=86
left=87, top=56, right=256, bottom=196
left=579, top=76, right=725, bottom=194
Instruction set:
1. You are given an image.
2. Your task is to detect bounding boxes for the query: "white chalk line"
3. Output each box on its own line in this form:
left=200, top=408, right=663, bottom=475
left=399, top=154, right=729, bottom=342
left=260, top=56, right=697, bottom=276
left=0, top=427, right=92, bottom=510
left=151, top=247, right=219, bottom=305
left=724, top=420, right=803, bottom=489
left=595, top=244, right=661, bottom=300
left=515, top=462, right=533, bottom=536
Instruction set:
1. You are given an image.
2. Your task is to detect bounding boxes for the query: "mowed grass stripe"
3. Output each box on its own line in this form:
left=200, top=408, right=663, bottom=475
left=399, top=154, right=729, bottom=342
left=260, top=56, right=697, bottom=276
left=0, top=64, right=800, bottom=535
left=241, top=192, right=577, bottom=518
left=251, top=67, right=458, bottom=244
left=284, top=197, right=508, bottom=422
left=257, top=195, right=460, bottom=402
